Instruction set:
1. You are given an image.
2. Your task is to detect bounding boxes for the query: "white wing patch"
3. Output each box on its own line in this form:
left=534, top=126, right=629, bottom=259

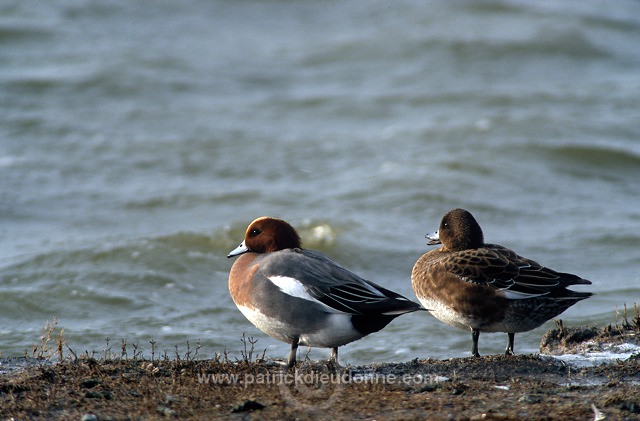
left=501, top=289, right=547, bottom=300
left=267, top=275, right=348, bottom=314
left=268, top=276, right=318, bottom=302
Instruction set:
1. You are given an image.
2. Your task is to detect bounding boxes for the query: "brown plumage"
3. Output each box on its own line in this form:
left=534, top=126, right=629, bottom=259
left=412, top=208, right=592, bottom=357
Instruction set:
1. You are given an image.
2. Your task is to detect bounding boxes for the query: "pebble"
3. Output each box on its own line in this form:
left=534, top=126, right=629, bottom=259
left=518, top=394, right=542, bottom=404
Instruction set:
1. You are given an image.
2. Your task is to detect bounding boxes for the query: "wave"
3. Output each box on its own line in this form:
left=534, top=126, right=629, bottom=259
left=1, top=221, right=345, bottom=288
left=446, top=28, right=608, bottom=60
left=0, top=24, right=53, bottom=43
left=543, top=144, right=640, bottom=170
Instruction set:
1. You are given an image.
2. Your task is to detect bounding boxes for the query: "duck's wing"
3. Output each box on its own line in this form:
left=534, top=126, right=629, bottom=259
left=440, top=245, right=590, bottom=299
left=261, top=249, right=422, bottom=315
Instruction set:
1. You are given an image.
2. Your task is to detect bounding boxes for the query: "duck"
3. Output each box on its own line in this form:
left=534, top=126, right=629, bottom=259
left=411, top=208, right=592, bottom=357
left=228, top=216, right=423, bottom=367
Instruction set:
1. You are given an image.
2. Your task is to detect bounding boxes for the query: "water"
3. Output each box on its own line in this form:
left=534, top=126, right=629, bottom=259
left=1, top=0, right=639, bottom=365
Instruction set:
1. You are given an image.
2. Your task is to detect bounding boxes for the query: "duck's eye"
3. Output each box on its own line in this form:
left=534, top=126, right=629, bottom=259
left=250, top=228, right=261, bottom=236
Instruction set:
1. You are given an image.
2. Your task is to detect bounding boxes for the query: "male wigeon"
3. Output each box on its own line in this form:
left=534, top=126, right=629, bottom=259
left=411, top=208, right=592, bottom=357
left=228, top=216, right=423, bottom=368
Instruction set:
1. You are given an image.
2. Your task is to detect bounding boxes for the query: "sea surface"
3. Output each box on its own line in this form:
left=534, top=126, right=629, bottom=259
left=1, top=0, right=639, bottom=365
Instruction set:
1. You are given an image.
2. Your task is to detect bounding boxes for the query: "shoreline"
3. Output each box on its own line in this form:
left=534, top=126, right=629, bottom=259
left=1, top=323, right=639, bottom=419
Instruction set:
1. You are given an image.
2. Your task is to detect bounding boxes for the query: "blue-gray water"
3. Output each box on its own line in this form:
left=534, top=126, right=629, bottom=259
left=1, top=0, right=639, bottom=365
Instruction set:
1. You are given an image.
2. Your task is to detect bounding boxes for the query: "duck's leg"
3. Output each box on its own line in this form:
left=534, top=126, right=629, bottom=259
left=505, top=333, right=515, bottom=355
left=471, top=329, right=481, bottom=357
left=287, top=338, right=299, bottom=369
left=329, top=347, right=339, bottom=365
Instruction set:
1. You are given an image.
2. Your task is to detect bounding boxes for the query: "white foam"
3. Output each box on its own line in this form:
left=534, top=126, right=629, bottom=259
left=543, top=342, right=640, bottom=368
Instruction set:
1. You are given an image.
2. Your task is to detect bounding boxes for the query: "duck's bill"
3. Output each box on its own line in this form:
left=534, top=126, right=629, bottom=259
left=227, top=241, right=249, bottom=258
left=426, top=230, right=441, bottom=246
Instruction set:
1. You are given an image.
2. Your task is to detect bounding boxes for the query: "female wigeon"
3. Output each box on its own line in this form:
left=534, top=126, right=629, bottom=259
left=411, top=208, right=592, bottom=357
left=228, top=217, right=423, bottom=368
